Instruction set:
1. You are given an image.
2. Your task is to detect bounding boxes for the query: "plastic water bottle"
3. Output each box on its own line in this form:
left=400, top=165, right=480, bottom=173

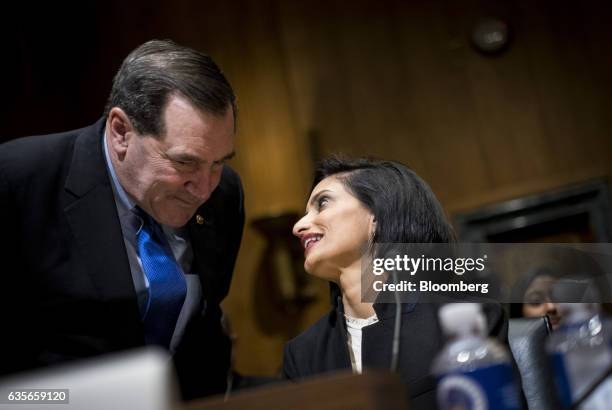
left=546, top=303, right=612, bottom=409
left=432, top=303, right=522, bottom=410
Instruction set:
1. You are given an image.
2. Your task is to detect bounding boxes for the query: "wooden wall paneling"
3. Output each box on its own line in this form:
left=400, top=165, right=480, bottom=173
left=320, top=0, right=391, bottom=158
left=277, top=0, right=431, bottom=182
left=227, top=0, right=311, bottom=216
left=582, top=1, right=612, bottom=179
left=327, top=0, right=426, bottom=164
left=275, top=0, right=330, bottom=165
left=445, top=164, right=609, bottom=214
left=388, top=0, right=492, bottom=206
left=461, top=0, right=557, bottom=187
left=276, top=0, right=364, bottom=162
left=554, top=1, right=612, bottom=174
left=518, top=0, right=598, bottom=174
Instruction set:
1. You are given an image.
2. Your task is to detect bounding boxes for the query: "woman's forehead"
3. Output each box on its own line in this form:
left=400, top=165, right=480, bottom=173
left=312, top=176, right=342, bottom=192
left=308, top=176, right=350, bottom=202
left=527, top=275, right=555, bottom=290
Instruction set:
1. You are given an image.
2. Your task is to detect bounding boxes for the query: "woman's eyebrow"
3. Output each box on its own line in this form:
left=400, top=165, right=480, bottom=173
left=525, top=290, right=547, bottom=299
left=308, top=189, right=332, bottom=209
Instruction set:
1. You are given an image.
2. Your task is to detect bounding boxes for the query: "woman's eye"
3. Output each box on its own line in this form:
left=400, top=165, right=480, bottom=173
left=317, top=197, right=329, bottom=209
left=525, top=291, right=547, bottom=305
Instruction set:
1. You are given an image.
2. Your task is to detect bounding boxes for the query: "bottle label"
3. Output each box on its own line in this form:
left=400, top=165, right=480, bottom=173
left=551, top=350, right=612, bottom=409
left=437, top=363, right=521, bottom=410
left=550, top=352, right=573, bottom=407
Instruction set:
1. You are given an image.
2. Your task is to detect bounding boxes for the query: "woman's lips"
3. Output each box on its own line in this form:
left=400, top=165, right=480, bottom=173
left=302, top=234, right=323, bottom=256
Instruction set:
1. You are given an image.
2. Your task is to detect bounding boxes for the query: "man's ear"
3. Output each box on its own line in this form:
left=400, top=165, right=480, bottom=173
left=106, top=107, right=135, bottom=159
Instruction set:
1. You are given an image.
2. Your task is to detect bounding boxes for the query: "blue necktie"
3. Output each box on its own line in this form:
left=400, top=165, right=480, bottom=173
left=135, top=208, right=187, bottom=348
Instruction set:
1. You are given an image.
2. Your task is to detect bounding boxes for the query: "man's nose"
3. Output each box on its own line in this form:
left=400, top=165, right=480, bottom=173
left=185, top=168, right=220, bottom=202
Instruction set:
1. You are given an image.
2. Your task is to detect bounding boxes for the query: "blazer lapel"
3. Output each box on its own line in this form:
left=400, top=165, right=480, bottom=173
left=330, top=297, right=354, bottom=370
left=63, top=120, right=141, bottom=327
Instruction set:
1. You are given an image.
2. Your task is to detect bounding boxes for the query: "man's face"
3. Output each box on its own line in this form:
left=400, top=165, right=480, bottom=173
left=110, top=95, right=235, bottom=228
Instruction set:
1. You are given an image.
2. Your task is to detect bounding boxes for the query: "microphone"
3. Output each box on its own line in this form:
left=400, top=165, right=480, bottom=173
left=390, top=269, right=402, bottom=372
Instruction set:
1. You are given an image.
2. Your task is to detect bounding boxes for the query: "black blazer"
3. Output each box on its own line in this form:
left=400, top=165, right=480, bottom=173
left=283, top=293, right=510, bottom=410
left=0, top=119, right=245, bottom=399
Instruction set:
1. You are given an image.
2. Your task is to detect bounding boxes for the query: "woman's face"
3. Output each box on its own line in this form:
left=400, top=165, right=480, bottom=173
left=293, top=175, right=375, bottom=282
left=522, top=275, right=562, bottom=329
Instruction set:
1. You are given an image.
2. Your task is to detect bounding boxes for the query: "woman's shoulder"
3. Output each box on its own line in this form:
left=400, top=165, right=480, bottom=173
left=283, top=307, right=349, bottom=379
left=286, top=308, right=339, bottom=350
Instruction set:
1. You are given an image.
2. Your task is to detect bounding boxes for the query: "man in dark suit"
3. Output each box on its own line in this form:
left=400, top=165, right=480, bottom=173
left=0, top=40, right=244, bottom=400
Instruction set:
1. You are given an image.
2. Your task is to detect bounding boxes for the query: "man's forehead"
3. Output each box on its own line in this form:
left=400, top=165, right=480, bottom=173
left=164, top=140, right=235, bottom=161
left=163, top=95, right=234, bottom=129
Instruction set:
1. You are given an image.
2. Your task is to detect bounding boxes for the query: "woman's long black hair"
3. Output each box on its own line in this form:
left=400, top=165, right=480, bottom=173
left=313, top=156, right=455, bottom=245
left=313, top=156, right=455, bottom=310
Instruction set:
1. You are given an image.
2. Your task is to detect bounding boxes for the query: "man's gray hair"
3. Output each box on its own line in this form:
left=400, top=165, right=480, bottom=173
left=104, top=39, right=236, bottom=136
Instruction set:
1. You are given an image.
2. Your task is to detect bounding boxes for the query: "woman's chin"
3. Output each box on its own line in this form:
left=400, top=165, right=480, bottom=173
left=305, top=263, right=341, bottom=284
left=303, top=250, right=321, bottom=273
left=303, top=259, right=319, bottom=276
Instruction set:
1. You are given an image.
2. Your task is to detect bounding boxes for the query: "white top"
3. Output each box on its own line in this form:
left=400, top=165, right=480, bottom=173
left=344, top=314, right=379, bottom=373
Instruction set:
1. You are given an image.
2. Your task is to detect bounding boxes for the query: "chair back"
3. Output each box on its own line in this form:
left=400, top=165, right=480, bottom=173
left=508, top=316, right=559, bottom=410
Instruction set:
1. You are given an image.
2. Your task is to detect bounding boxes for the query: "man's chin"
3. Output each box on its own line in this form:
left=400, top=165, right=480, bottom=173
left=154, top=210, right=195, bottom=228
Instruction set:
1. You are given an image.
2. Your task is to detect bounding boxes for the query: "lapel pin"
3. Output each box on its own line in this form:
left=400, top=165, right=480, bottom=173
left=195, top=214, right=205, bottom=225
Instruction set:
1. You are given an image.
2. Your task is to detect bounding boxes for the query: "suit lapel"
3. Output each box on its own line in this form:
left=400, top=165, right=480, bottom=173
left=63, top=120, right=141, bottom=323
left=188, top=196, right=224, bottom=305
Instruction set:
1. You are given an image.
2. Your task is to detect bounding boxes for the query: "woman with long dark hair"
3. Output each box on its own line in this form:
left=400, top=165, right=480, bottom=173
left=283, top=156, right=510, bottom=409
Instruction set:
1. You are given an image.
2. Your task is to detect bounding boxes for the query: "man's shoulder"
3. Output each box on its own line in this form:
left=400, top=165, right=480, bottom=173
left=217, top=165, right=243, bottom=196
left=204, top=165, right=244, bottom=215
left=0, top=123, right=98, bottom=182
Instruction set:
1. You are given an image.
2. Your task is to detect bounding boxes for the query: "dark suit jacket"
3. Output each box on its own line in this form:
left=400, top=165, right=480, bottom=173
left=0, top=119, right=245, bottom=399
left=283, top=291, right=511, bottom=410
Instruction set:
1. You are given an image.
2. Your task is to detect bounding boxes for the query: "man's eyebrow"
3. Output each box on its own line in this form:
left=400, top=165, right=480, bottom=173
left=168, top=152, right=200, bottom=162
left=217, top=150, right=236, bottom=162
left=169, top=150, right=236, bottom=164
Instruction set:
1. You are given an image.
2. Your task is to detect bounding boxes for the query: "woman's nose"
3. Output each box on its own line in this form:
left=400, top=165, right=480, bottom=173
left=293, top=214, right=310, bottom=237
left=544, top=302, right=558, bottom=314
